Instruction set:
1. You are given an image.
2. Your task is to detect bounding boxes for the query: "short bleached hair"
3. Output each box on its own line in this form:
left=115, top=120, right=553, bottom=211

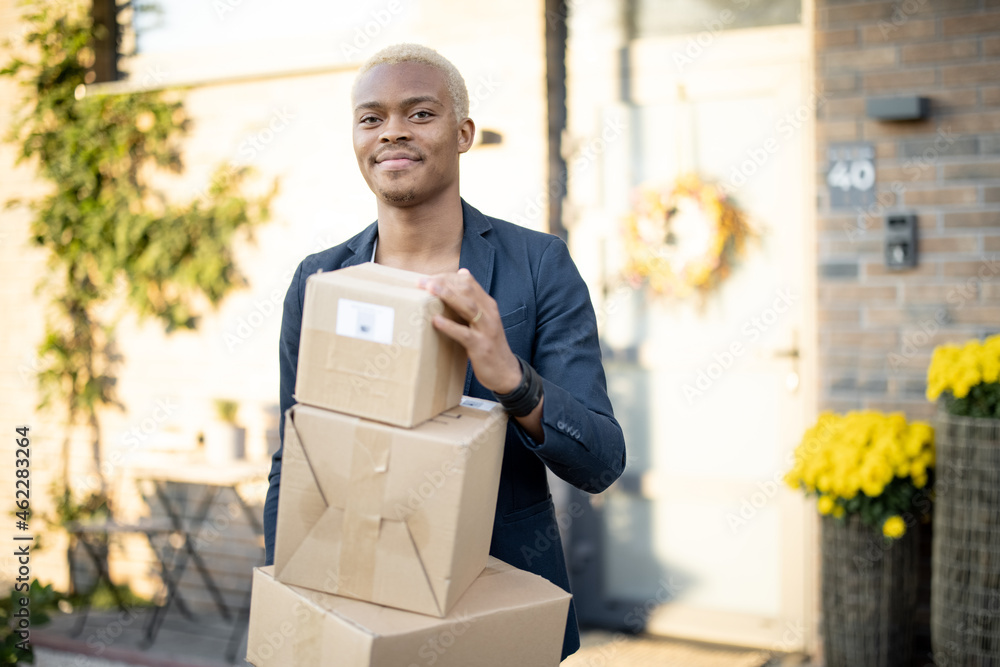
left=352, top=43, right=470, bottom=120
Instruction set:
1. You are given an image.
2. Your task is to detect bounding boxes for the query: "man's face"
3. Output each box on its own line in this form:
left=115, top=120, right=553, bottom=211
left=352, top=62, right=474, bottom=207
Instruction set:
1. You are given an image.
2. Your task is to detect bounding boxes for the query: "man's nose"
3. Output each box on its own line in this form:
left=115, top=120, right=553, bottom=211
left=379, top=115, right=410, bottom=142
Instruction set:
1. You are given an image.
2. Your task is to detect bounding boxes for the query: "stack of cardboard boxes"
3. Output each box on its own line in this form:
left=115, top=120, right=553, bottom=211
left=247, top=263, right=571, bottom=666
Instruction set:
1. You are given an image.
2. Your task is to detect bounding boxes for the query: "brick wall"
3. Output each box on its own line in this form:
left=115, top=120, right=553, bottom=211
left=816, top=0, right=1000, bottom=423
left=815, top=2, right=1000, bottom=662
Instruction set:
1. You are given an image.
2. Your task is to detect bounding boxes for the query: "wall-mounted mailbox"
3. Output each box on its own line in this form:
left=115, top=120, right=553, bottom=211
left=866, top=96, right=929, bottom=121
left=885, top=214, right=918, bottom=269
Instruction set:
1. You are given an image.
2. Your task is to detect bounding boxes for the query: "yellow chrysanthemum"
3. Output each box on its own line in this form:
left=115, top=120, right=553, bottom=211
left=927, top=334, right=1000, bottom=402
left=882, top=515, right=906, bottom=539
left=787, top=411, right=935, bottom=525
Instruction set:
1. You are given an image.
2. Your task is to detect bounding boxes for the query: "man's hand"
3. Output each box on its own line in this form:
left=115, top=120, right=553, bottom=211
left=419, top=269, right=522, bottom=394
left=419, top=268, right=545, bottom=442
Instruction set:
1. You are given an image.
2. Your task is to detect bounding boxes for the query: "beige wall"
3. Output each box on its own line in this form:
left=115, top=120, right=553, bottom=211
left=0, top=0, right=69, bottom=589
left=0, top=0, right=547, bottom=593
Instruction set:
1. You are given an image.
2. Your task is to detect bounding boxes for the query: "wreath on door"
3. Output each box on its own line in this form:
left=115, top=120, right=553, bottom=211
left=623, top=174, right=756, bottom=299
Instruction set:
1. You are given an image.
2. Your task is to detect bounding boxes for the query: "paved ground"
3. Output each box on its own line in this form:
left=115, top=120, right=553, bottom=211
left=37, top=648, right=139, bottom=667
left=565, top=631, right=790, bottom=667
left=34, top=609, right=808, bottom=666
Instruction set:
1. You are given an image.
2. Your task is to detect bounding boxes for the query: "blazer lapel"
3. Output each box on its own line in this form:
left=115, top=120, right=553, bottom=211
left=340, top=221, right=378, bottom=269
left=458, top=199, right=496, bottom=394
left=458, top=199, right=495, bottom=296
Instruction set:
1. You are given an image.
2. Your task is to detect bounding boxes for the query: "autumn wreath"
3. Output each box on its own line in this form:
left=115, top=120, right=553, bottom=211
left=623, top=174, right=756, bottom=299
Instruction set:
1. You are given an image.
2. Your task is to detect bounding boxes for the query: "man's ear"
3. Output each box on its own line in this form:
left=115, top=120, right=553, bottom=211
left=457, top=117, right=476, bottom=154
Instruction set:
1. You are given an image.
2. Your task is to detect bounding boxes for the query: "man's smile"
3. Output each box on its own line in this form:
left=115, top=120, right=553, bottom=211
left=374, top=149, right=423, bottom=171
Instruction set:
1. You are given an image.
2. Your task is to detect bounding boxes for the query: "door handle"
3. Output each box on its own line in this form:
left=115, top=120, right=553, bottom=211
left=772, top=333, right=800, bottom=391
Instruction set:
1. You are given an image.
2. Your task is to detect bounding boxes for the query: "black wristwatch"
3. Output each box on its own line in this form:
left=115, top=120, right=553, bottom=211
left=492, top=356, right=544, bottom=417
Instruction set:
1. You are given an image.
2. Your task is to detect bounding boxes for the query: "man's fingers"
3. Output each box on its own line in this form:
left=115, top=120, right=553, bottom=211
left=432, top=314, right=473, bottom=345
left=421, top=274, right=484, bottom=324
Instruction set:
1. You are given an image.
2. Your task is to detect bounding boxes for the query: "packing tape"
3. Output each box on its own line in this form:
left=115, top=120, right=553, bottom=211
left=338, top=426, right=392, bottom=599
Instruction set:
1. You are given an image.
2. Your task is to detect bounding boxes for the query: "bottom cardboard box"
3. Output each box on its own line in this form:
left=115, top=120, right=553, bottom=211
left=247, top=557, right=570, bottom=667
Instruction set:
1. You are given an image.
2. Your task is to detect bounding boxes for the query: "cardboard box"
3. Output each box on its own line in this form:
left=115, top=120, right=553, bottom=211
left=274, top=399, right=507, bottom=617
left=295, top=262, right=468, bottom=427
left=247, top=558, right=571, bottom=667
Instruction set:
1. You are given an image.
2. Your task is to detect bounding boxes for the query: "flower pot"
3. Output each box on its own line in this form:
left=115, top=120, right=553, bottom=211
left=931, top=412, right=1000, bottom=667
left=820, top=514, right=919, bottom=667
left=204, top=421, right=246, bottom=464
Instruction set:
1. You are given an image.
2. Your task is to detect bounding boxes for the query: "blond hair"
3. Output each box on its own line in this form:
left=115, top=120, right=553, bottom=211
left=353, top=43, right=470, bottom=120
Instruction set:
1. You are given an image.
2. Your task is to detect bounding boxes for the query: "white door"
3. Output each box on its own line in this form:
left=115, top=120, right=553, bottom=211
left=575, top=22, right=817, bottom=651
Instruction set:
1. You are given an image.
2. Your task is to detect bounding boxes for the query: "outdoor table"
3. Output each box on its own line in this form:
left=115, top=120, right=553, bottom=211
left=127, top=462, right=267, bottom=649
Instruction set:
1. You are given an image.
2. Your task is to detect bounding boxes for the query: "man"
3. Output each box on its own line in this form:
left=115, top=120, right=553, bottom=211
left=263, top=43, right=626, bottom=660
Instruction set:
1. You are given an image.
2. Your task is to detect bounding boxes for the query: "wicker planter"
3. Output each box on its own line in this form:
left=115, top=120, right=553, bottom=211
left=931, top=412, right=1000, bottom=667
left=821, top=514, right=919, bottom=667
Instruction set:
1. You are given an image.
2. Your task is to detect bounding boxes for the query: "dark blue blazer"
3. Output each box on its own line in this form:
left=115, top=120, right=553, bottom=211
left=263, top=199, right=626, bottom=660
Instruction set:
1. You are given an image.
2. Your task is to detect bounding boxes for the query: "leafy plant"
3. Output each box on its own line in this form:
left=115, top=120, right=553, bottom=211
left=49, top=483, right=112, bottom=528
left=785, top=411, right=935, bottom=540
left=926, top=334, right=1000, bottom=419
left=213, top=398, right=240, bottom=424
left=1, top=580, right=65, bottom=664
left=1, top=0, right=275, bottom=492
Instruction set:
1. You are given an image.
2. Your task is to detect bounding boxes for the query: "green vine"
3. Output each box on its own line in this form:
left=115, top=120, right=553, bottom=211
left=1, top=580, right=64, bottom=664
left=2, top=0, right=275, bottom=492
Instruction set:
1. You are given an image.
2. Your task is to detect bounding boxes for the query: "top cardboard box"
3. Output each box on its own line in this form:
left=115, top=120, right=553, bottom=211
left=294, top=262, right=468, bottom=427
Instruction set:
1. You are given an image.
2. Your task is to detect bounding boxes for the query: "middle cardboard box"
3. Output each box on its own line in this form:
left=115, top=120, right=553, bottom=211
left=274, top=398, right=508, bottom=618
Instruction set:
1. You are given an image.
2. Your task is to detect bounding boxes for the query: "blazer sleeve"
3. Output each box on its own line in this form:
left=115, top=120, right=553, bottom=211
left=263, top=260, right=305, bottom=565
left=514, top=237, right=626, bottom=493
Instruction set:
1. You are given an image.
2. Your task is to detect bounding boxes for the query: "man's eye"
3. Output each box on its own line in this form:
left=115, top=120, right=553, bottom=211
left=360, top=116, right=380, bottom=124
left=412, top=111, right=432, bottom=120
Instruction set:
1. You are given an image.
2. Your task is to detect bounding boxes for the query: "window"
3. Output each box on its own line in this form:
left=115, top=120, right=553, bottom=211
left=632, top=0, right=801, bottom=38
